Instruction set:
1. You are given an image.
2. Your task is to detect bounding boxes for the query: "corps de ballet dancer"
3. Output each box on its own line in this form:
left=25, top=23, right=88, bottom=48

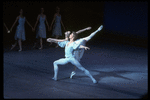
left=10, top=9, right=33, bottom=52
left=33, top=8, right=49, bottom=49
left=49, top=6, right=65, bottom=48
left=47, top=25, right=103, bottom=79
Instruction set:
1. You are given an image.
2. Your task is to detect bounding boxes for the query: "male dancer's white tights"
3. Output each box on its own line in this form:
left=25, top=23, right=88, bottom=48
left=53, top=57, right=97, bottom=83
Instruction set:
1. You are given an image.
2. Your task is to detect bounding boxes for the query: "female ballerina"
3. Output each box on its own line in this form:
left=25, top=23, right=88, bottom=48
left=10, top=9, right=33, bottom=51
left=33, top=8, right=49, bottom=49
left=47, top=25, right=103, bottom=79
left=49, top=6, right=65, bottom=48
left=47, top=31, right=97, bottom=83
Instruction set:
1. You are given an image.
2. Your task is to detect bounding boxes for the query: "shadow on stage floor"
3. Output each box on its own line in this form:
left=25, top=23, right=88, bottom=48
left=3, top=42, right=148, bottom=99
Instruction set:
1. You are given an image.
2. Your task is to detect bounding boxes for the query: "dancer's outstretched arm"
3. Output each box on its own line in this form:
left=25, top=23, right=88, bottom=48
left=49, top=14, right=56, bottom=31
left=83, top=25, right=103, bottom=42
left=10, top=16, right=19, bottom=31
left=34, top=15, right=40, bottom=30
left=60, top=16, right=65, bottom=31
left=47, top=38, right=66, bottom=43
left=45, top=15, right=50, bottom=31
left=25, top=18, right=33, bottom=30
left=4, top=23, right=8, bottom=31
left=47, top=27, right=92, bottom=43
left=76, top=27, right=91, bottom=34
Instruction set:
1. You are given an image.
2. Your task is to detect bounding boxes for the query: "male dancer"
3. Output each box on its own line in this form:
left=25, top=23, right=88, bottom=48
left=47, top=25, right=103, bottom=79
left=47, top=31, right=97, bottom=83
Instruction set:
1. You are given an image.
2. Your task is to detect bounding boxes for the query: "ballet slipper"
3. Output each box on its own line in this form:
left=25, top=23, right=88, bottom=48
left=18, top=49, right=22, bottom=52
left=52, top=77, right=57, bottom=81
left=39, top=47, right=43, bottom=50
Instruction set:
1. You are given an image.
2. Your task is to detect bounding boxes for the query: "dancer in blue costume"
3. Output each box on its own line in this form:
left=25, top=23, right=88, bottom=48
left=47, top=25, right=103, bottom=79
left=10, top=9, right=33, bottom=51
left=49, top=6, right=65, bottom=47
left=33, top=8, right=49, bottom=49
left=48, top=32, right=97, bottom=83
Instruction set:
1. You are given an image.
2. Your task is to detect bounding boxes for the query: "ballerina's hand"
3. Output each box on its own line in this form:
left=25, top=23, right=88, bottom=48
left=86, top=27, right=92, bottom=30
left=98, top=25, right=103, bottom=31
left=7, top=30, right=10, bottom=33
left=47, top=38, right=52, bottom=42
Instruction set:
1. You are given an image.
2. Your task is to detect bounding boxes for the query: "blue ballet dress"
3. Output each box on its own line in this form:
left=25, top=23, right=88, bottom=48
left=36, top=16, right=46, bottom=38
left=74, top=39, right=87, bottom=61
left=52, top=15, right=62, bottom=37
left=14, top=17, right=26, bottom=41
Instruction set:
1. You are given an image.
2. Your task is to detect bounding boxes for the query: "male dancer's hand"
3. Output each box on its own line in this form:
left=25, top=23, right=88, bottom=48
left=85, top=47, right=90, bottom=50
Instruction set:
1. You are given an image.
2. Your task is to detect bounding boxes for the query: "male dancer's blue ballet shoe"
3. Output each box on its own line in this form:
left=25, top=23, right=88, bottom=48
left=70, top=71, right=76, bottom=79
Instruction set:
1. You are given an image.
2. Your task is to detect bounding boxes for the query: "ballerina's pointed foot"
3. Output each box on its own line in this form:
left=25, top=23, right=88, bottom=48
left=52, top=77, right=57, bottom=81
left=93, top=79, right=98, bottom=84
left=98, top=25, right=103, bottom=31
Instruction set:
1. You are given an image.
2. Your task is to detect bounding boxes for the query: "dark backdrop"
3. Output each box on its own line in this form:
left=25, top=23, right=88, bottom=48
left=3, top=1, right=147, bottom=48
left=3, top=1, right=104, bottom=47
left=103, top=1, right=148, bottom=47
left=104, top=1, right=148, bottom=38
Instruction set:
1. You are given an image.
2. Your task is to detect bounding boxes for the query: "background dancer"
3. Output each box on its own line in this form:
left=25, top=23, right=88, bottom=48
left=33, top=8, right=49, bottom=49
left=49, top=6, right=65, bottom=48
left=10, top=9, right=33, bottom=51
left=47, top=25, right=103, bottom=78
left=47, top=32, right=99, bottom=84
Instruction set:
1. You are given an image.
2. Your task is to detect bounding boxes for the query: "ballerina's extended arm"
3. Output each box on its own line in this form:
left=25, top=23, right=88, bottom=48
left=83, top=25, right=103, bottom=42
left=34, top=15, right=40, bottom=31
left=4, top=23, right=9, bottom=31
left=47, top=38, right=66, bottom=43
left=76, top=27, right=91, bottom=34
left=47, top=27, right=92, bottom=43
left=45, top=15, right=50, bottom=31
left=10, top=16, right=19, bottom=31
left=49, top=14, right=56, bottom=31
left=25, top=18, right=33, bottom=30
left=60, top=16, right=65, bottom=31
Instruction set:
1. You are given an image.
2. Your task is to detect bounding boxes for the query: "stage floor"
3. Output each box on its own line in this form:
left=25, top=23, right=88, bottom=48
left=3, top=42, right=148, bottom=99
